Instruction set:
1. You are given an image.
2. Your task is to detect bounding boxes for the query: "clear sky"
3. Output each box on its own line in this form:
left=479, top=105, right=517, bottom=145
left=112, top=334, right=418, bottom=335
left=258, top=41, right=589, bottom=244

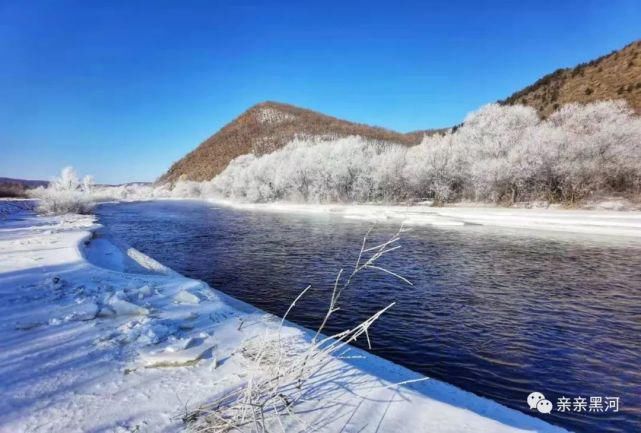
left=1, top=0, right=640, bottom=183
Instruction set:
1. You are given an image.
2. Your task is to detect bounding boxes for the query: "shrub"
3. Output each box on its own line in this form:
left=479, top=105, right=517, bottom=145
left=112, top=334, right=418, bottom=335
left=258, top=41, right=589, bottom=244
left=29, top=167, right=95, bottom=215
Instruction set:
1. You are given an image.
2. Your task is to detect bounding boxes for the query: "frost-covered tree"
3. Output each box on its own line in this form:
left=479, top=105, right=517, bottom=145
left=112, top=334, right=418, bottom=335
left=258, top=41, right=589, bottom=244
left=545, top=101, right=641, bottom=202
left=30, top=166, right=96, bottom=214
left=81, top=175, right=95, bottom=193
left=208, top=100, right=641, bottom=206
left=456, top=104, right=540, bottom=202
left=54, top=166, right=81, bottom=191
left=405, top=132, right=469, bottom=203
left=35, top=101, right=640, bottom=209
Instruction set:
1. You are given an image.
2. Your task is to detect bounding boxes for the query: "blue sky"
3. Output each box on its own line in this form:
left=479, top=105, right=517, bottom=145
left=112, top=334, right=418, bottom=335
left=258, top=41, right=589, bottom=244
left=1, top=1, right=640, bottom=183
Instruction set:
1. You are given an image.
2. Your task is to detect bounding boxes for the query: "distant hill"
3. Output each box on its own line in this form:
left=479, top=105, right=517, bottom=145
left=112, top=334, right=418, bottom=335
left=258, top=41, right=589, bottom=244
left=501, top=40, right=641, bottom=117
left=159, top=102, right=447, bottom=183
left=161, top=40, right=641, bottom=184
left=0, top=177, right=48, bottom=198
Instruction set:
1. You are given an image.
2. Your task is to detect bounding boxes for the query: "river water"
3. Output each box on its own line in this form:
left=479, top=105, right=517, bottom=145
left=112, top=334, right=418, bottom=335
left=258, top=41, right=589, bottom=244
left=96, top=200, right=641, bottom=433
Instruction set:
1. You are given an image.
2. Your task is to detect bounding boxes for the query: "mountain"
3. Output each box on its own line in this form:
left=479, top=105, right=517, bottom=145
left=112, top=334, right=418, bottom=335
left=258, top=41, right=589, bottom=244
left=501, top=39, right=641, bottom=117
left=161, top=40, right=641, bottom=184
left=159, top=102, right=447, bottom=183
left=0, top=177, right=48, bottom=198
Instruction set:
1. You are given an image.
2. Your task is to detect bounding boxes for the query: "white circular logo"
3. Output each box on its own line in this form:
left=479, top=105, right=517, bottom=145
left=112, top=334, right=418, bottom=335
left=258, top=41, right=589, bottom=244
left=537, top=399, right=553, bottom=414
left=527, top=391, right=546, bottom=410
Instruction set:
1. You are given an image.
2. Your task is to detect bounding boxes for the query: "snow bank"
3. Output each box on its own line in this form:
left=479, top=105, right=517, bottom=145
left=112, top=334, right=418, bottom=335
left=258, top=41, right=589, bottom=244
left=0, top=204, right=569, bottom=432
left=211, top=199, right=641, bottom=239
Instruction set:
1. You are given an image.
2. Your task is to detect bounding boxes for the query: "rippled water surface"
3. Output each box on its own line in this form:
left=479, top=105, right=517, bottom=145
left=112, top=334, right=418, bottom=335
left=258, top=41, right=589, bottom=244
left=97, top=200, right=641, bottom=433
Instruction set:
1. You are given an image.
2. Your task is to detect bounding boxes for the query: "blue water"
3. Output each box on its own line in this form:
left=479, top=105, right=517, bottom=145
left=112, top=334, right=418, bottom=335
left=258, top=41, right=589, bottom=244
left=96, top=200, right=641, bottom=433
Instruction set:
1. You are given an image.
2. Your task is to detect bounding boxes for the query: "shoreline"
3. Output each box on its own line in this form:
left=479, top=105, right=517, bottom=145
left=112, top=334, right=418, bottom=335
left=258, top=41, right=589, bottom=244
left=0, top=203, right=570, bottom=432
left=205, top=199, right=641, bottom=239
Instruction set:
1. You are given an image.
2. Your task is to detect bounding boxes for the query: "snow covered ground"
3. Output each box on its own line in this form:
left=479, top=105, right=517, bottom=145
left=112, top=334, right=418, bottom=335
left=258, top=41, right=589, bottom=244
left=0, top=202, right=570, bottom=433
left=211, top=200, right=641, bottom=239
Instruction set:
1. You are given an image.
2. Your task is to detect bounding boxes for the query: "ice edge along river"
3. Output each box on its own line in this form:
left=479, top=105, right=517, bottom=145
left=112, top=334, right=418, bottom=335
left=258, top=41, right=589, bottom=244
left=209, top=199, right=641, bottom=239
left=0, top=200, right=573, bottom=433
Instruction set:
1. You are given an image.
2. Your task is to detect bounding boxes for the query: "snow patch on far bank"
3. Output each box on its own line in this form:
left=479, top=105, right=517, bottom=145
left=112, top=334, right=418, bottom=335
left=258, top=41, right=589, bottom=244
left=210, top=199, right=641, bottom=239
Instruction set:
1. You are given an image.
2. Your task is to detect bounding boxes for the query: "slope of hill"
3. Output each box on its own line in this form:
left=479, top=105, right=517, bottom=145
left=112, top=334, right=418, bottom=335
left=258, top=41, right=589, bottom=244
left=501, top=40, right=641, bottom=117
left=159, top=102, right=445, bottom=183
left=162, top=40, right=640, bottom=184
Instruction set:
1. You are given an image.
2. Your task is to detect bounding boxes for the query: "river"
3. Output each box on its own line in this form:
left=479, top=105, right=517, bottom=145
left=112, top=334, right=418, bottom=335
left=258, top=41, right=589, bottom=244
left=96, top=200, right=641, bottom=433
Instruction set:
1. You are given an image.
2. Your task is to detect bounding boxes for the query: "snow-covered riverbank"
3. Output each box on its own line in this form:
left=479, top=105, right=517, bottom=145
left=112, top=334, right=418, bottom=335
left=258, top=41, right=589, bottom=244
left=0, top=204, right=569, bottom=432
left=211, top=200, right=641, bottom=239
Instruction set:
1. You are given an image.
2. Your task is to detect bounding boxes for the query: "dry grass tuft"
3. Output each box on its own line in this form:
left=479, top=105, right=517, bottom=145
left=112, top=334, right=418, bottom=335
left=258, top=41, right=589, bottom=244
left=184, top=226, right=415, bottom=433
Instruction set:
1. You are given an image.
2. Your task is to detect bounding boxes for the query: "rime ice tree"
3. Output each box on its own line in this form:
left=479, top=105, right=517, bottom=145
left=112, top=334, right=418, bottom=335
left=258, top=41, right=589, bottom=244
left=208, top=100, right=641, bottom=206
left=30, top=166, right=96, bottom=215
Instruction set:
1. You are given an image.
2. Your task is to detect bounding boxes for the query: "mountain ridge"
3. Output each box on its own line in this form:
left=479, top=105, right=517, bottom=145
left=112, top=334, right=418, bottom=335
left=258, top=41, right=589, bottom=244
left=501, top=39, right=641, bottom=116
left=160, top=39, right=641, bottom=184
left=158, top=101, right=448, bottom=184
